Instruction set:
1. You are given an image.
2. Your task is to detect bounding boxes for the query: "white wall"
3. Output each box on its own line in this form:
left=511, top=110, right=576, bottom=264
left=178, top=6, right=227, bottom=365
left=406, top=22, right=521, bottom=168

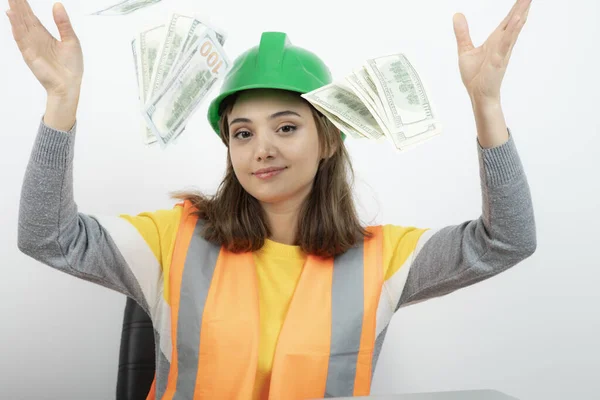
left=1, top=0, right=598, bottom=399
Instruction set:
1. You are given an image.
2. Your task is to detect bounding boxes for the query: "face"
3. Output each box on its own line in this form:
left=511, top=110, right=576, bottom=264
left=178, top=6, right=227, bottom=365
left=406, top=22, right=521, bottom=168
left=227, top=89, right=322, bottom=206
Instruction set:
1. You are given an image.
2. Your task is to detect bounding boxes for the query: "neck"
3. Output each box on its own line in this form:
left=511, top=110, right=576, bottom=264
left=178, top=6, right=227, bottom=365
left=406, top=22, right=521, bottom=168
left=261, top=196, right=305, bottom=246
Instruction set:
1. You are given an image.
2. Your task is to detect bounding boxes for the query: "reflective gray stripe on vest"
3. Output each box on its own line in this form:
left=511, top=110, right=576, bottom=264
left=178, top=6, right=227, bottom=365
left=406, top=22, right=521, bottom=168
left=325, top=243, right=366, bottom=397
left=173, top=221, right=220, bottom=400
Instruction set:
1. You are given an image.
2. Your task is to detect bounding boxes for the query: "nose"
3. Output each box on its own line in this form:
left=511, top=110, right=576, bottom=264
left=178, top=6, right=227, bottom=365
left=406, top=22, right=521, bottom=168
left=254, top=130, right=277, bottom=161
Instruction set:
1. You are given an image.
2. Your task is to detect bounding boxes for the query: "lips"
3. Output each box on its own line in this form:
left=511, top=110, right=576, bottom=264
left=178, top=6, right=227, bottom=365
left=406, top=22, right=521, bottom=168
left=253, top=166, right=286, bottom=179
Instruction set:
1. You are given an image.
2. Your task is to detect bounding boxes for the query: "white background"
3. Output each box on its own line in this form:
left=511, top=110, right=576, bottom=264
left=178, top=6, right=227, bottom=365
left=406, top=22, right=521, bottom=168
left=1, top=0, right=599, bottom=399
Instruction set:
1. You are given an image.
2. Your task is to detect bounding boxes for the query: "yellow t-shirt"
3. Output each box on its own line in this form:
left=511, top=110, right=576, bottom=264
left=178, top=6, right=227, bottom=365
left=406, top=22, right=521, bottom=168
left=249, top=225, right=426, bottom=399
left=121, top=206, right=427, bottom=399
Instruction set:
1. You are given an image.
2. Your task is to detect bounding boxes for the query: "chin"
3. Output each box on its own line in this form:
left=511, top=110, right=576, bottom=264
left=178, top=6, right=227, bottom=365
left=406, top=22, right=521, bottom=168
left=240, top=177, right=313, bottom=205
left=249, top=189, right=291, bottom=204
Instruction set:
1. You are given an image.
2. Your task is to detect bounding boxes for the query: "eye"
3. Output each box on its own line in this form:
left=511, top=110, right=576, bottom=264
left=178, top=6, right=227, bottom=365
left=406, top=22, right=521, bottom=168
left=278, top=124, right=297, bottom=134
left=233, top=130, right=252, bottom=139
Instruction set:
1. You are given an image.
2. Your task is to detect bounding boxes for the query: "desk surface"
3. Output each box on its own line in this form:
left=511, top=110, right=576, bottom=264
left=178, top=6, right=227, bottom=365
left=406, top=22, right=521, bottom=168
left=324, top=389, right=519, bottom=400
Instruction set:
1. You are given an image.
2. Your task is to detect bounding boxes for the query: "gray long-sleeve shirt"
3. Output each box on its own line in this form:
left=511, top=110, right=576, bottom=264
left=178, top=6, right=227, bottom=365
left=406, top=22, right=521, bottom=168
left=17, top=117, right=536, bottom=309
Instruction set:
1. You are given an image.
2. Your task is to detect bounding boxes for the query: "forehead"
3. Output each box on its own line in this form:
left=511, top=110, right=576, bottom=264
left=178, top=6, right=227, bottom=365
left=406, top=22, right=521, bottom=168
left=228, top=89, right=309, bottom=117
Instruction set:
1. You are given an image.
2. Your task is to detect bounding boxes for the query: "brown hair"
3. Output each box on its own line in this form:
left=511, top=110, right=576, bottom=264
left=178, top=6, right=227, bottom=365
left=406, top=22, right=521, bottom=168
left=169, top=90, right=372, bottom=258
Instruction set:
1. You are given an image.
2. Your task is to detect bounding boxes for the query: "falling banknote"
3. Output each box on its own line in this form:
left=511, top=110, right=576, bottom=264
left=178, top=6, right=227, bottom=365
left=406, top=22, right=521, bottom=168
left=91, top=0, right=162, bottom=16
left=302, top=53, right=442, bottom=151
left=142, top=30, right=230, bottom=148
left=132, top=13, right=228, bottom=146
left=133, top=24, right=165, bottom=144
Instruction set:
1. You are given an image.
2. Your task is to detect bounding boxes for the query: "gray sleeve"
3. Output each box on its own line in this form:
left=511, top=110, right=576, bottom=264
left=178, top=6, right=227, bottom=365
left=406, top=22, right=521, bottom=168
left=397, top=129, right=537, bottom=309
left=17, top=117, right=152, bottom=314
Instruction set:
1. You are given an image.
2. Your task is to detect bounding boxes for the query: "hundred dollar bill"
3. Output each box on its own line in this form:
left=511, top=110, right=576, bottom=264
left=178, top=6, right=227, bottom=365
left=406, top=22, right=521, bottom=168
left=311, top=103, right=367, bottom=140
left=142, top=32, right=230, bottom=148
left=145, top=13, right=195, bottom=108
left=90, top=0, right=162, bottom=16
left=343, top=75, right=391, bottom=140
left=165, top=16, right=228, bottom=86
left=137, top=25, right=165, bottom=104
left=132, top=38, right=140, bottom=99
left=393, top=122, right=442, bottom=151
left=131, top=37, right=151, bottom=143
left=133, top=24, right=165, bottom=144
left=346, top=73, right=379, bottom=120
left=301, top=83, right=385, bottom=141
left=363, top=54, right=440, bottom=139
left=351, top=67, right=388, bottom=125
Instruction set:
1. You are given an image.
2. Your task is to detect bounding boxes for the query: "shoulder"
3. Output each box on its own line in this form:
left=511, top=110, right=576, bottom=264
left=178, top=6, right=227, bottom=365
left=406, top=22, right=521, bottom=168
left=119, top=202, right=185, bottom=230
left=376, top=224, right=431, bottom=281
left=364, top=224, right=431, bottom=247
left=115, top=203, right=186, bottom=260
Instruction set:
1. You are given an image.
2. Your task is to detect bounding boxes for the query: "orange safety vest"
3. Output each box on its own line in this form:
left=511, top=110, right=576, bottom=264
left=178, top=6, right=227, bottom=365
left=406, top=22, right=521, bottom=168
left=146, top=200, right=384, bottom=399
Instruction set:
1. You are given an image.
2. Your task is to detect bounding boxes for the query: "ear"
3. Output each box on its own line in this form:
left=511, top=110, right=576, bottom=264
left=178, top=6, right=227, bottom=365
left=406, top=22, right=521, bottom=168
left=326, top=143, right=337, bottom=158
left=320, top=140, right=338, bottom=161
left=312, top=106, right=340, bottom=160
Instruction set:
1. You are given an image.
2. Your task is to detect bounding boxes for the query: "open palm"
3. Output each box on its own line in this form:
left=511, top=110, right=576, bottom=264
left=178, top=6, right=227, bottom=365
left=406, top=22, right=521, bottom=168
left=453, top=0, right=531, bottom=103
left=6, top=0, right=83, bottom=97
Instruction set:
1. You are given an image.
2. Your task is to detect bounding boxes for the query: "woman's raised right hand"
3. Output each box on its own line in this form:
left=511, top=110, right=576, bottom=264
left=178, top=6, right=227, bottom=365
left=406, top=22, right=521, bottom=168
left=6, top=0, right=83, bottom=99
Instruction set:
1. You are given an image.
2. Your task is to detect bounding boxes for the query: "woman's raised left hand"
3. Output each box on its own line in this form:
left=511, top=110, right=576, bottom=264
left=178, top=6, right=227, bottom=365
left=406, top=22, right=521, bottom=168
left=453, top=0, right=531, bottom=105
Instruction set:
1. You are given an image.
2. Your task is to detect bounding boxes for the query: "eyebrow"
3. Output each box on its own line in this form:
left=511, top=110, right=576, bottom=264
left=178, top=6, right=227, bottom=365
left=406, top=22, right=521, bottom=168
left=229, top=110, right=302, bottom=127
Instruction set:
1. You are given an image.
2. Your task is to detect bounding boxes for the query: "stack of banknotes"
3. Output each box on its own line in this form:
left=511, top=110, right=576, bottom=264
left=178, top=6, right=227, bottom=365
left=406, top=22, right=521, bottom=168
left=302, top=53, right=442, bottom=151
left=132, top=12, right=230, bottom=147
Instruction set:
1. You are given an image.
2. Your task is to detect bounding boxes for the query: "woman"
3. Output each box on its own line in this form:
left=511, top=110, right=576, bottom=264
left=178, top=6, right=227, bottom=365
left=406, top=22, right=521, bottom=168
left=9, top=0, right=536, bottom=399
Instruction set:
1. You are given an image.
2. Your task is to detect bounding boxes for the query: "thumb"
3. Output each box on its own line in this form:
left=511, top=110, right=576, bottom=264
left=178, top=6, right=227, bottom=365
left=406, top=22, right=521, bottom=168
left=453, top=13, right=474, bottom=55
left=52, top=2, right=77, bottom=42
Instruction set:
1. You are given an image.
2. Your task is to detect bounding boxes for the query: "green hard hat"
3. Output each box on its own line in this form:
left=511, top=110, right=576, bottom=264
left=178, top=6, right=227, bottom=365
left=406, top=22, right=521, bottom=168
left=206, top=31, right=344, bottom=139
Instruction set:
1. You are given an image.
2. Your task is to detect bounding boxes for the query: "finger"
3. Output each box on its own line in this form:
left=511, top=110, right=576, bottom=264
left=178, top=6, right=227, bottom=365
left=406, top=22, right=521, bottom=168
left=9, top=0, right=36, bottom=25
left=5, top=9, right=22, bottom=43
left=453, top=13, right=474, bottom=55
left=5, top=8, right=28, bottom=48
left=506, top=0, right=531, bottom=30
left=520, top=2, right=531, bottom=25
left=53, top=2, right=76, bottom=41
left=506, top=2, right=530, bottom=55
left=7, top=0, right=27, bottom=14
left=5, top=8, right=21, bottom=36
left=7, top=0, right=28, bottom=38
left=496, top=0, right=520, bottom=32
left=498, top=11, right=527, bottom=59
left=499, top=0, right=529, bottom=32
left=8, top=0, right=40, bottom=34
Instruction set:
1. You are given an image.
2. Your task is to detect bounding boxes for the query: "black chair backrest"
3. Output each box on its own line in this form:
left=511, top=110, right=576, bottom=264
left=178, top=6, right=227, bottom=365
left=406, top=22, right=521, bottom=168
left=116, top=297, right=156, bottom=400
